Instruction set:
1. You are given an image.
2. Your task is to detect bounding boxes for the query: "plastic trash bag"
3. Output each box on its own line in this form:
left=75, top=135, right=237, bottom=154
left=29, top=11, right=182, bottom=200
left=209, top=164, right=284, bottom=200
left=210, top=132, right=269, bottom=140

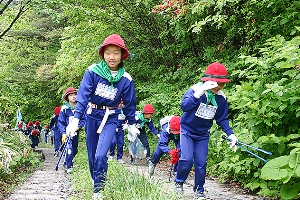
left=129, top=138, right=146, bottom=159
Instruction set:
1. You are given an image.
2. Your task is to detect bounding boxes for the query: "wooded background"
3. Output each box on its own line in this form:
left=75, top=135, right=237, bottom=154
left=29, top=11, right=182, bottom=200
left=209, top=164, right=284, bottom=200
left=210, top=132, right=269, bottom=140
left=0, top=0, right=299, bottom=199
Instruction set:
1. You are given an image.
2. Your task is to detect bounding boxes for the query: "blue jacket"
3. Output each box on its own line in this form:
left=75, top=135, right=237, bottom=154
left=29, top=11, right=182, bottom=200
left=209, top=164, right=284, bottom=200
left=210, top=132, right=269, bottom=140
left=74, top=65, right=137, bottom=125
left=135, top=113, right=159, bottom=135
left=58, top=104, right=85, bottom=135
left=50, top=115, right=59, bottom=132
left=180, top=84, right=234, bottom=136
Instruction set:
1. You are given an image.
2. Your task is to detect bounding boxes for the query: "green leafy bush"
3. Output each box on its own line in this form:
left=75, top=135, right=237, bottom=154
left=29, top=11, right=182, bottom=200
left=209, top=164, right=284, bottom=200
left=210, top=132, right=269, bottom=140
left=207, top=35, right=300, bottom=199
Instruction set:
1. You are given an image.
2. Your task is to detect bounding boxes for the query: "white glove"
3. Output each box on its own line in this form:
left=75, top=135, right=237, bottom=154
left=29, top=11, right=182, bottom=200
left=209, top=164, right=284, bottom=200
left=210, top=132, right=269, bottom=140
left=122, top=123, right=129, bottom=130
left=193, top=81, right=218, bottom=98
left=157, top=134, right=160, bottom=139
left=127, top=124, right=140, bottom=142
left=127, top=133, right=135, bottom=142
left=66, top=118, right=79, bottom=137
left=228, top=134, right=238, bottom=153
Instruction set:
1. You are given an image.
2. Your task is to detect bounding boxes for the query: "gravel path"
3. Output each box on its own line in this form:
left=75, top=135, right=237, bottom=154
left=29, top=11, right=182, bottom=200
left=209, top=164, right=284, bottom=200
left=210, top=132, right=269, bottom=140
left=8, top=148, right=72, bottom=200
left=120, top=155, right=269, bottom=200
left=8, top=148, right=271, bottom=200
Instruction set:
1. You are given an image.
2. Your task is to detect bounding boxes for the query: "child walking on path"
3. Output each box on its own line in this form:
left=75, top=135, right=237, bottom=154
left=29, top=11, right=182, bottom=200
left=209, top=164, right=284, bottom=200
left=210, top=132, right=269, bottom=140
left=50, top=106, right=61, bottom=156
left=27, top=121, right=39, bottom=149
left=130, top=104, right=159, bottom=164
left=29, top=129, right=39, bottom=149
left=25, top=121, right=34, bottom=136
left=58, top=87, right=85, bottom=173
left=148, top=115, right=181, bottom=176
left=42, top=125, right=50, bottom=144
left=65, top=34, right=140, bottom=198
left=34, top=121, right=42, bottom=145
left=174, top=62, right=238, bottom=200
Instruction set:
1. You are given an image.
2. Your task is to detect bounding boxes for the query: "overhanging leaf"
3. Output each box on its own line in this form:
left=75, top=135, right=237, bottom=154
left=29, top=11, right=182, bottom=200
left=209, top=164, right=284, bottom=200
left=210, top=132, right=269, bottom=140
left=260, top=156, right=290, bottom=180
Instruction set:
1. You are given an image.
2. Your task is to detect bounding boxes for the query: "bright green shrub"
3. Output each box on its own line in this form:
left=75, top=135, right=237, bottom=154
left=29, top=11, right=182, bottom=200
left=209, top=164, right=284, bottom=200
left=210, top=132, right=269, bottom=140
left=207, top=35, right=300, bottom=198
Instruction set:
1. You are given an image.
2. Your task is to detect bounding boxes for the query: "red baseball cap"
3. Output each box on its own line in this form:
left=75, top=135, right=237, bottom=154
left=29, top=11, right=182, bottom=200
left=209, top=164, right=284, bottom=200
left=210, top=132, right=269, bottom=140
left=170, top=116, right=181, bottom=134
left=201, top=62, right=230, bottom=82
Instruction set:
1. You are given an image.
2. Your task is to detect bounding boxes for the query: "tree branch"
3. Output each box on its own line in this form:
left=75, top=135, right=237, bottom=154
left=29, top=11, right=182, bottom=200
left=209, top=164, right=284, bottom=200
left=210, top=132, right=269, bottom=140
left=0, top=0, right=14, bottom=15
left=0, top=0, right=32, bottom=40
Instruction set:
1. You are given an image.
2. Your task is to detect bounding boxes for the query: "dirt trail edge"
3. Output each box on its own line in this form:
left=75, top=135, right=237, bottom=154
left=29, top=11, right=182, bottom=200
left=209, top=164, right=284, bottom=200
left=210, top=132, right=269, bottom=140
left=8, top=148, right=72, bottom=200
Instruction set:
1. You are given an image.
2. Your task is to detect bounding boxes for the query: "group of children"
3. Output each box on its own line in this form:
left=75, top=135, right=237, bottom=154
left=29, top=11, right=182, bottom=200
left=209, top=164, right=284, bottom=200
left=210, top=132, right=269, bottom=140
left=50, top=33, right=238, bottom=200
left=15, top=119, right=53, bottom=149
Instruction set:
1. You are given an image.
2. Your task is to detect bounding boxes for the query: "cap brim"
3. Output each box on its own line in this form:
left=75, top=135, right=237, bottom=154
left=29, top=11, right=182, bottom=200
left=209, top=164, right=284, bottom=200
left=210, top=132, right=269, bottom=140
left=201, top=77, right=230, bottom=82
left=171, top=130, right=180, bottom=134
left=98, top=45, right=129, bottom=60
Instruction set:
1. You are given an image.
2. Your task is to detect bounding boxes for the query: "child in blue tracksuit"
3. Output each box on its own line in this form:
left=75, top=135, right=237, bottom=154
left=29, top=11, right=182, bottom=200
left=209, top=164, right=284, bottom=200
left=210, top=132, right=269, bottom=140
left=65, top=34, right=139, bottom=197
left=148, top=115, right=181, bottom=176
left=50, top=106, right=61, bottom=157
left=43, top=125, right=50, bottom=144
left=25, top=121, right=34, bottom=136
left=174, top=62, right=239, bottom=199
left=58, top=87, right=85, bottom=173
left=109, top=101, right=127, bottom=164
left=27, top=121, right=38, bottom=148
left=131, top=104, right=159, bottom=164
left=29, top=129, right=40, bottom=149
left=35, top=121, right=42, bottom=133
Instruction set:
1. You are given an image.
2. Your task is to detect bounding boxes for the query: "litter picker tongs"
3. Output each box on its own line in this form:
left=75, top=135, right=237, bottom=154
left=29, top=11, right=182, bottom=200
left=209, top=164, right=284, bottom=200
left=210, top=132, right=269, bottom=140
left=222, top=135, right=272, bottom=163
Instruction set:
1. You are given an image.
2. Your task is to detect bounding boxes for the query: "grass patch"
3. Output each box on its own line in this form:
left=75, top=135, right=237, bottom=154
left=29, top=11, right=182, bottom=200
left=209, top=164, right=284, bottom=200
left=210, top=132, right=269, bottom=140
left=104, top=161, right=178, bottom=199
left=68, top=138, right=180, bottom=200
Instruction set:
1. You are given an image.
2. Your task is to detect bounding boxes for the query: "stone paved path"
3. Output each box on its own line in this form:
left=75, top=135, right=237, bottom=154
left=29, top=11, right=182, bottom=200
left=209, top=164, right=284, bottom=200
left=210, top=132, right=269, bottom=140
left=8, top=148, right=71, bottom=200
left=8, top=148, right=272, bottom=200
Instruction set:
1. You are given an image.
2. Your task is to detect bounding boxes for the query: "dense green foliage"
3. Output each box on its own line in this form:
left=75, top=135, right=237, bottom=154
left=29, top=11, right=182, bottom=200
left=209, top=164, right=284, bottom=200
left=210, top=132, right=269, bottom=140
left=207, top=35, right=300, bottom=198
left=1, top=0, right=300, bottom=199
left=0, top=0, right=66, bottom=125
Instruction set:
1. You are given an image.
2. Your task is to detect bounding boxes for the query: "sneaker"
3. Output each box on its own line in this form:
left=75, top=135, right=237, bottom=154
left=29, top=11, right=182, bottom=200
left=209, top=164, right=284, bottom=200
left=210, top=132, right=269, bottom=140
left=194, top=192, right=206, bottom=199
left=54, top=151, right=59, bottom=157
left=148, top=161, right=156, bottom=176
left=66, top=168, right=72, bottom=174
left=108, top=156, right=114, bottom=160
left=93, top=192, right=103, bottom=200
left=117, top=159, right=125, bottom=164
left=174, top=182, right=184, bottom=194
